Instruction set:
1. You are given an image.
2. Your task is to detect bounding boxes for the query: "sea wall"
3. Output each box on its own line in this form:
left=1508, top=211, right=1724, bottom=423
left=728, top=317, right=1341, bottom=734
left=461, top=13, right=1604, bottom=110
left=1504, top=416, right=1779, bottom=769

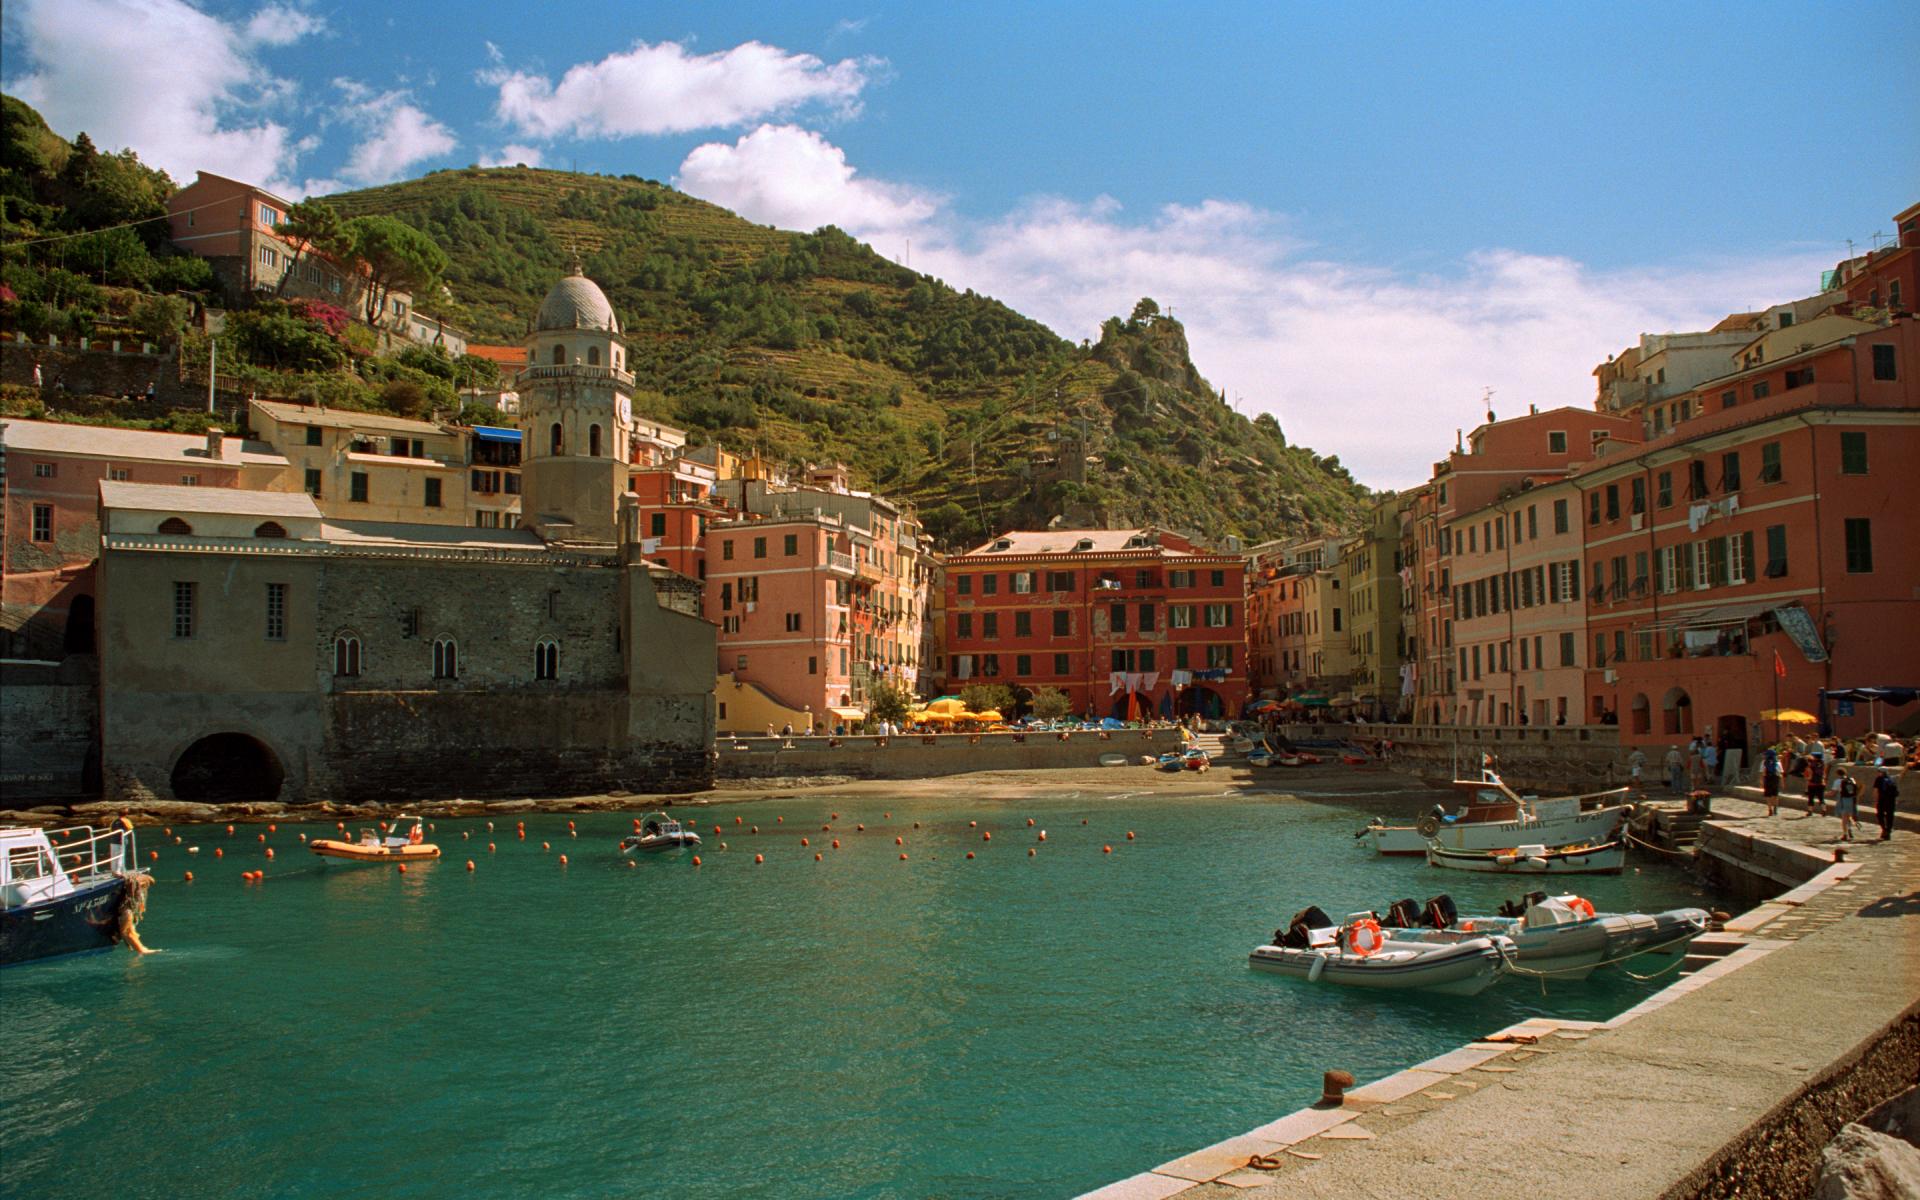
left=716, top=729, right=1184, bottom=781
left=0, top=659, right=97, bottom=801
left=1692, top=819, right=1838, bottom=903
left=1288, top=721, right=1622, bottom=793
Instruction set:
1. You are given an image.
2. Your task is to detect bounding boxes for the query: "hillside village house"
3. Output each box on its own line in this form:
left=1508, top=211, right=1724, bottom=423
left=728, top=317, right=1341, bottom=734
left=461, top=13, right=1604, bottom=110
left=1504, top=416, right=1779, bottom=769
left=1247, top=535, right=1351, bottom=704
left=941, top=528, right=1248, bottom=720
left=1340, top=497, right=1407, bottom=722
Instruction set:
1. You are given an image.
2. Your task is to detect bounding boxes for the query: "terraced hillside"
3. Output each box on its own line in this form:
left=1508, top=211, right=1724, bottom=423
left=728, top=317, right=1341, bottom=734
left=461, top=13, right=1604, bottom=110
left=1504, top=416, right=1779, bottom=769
left=310, top=167, right=1372, bottom=545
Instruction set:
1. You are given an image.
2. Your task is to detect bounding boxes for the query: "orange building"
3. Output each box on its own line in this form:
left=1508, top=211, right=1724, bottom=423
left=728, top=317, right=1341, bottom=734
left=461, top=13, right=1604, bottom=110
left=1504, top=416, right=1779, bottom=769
left=1577, top=301, right=1920, bottom=756
left=941, top=529, right=1249, bottom=720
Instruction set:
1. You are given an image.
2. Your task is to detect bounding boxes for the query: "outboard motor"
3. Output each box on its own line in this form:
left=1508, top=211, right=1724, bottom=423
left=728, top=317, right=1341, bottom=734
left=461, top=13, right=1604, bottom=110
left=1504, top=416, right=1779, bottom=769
left=1382, top=898, right=1421, bottom=928
left=1423, top=894, right=1459, bottom=930
left=1495, top=891, right=1547, bottom=918
left=1279, top=905, right=1333, bottom=949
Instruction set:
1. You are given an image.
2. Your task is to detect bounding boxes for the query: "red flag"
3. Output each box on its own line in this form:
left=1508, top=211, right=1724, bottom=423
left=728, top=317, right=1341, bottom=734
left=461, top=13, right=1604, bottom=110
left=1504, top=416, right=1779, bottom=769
left=1773, top=651, right=1788, bottom=679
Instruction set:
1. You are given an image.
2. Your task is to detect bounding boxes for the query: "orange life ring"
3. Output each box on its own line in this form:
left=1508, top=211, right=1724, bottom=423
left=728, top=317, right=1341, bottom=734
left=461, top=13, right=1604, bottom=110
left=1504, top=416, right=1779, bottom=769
left=1566, top=896, right=1596, bottom=920
left=1344, top=918, right=1385, bottom=957
left=408, top=825, right=423, bottom=845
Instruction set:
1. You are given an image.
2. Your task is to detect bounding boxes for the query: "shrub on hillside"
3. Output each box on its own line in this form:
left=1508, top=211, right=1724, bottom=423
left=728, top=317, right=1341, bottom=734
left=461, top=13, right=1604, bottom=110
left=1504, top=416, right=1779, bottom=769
left=378, top=379, right=429, bottom=417
left=226, top=306, right=347, bottom=372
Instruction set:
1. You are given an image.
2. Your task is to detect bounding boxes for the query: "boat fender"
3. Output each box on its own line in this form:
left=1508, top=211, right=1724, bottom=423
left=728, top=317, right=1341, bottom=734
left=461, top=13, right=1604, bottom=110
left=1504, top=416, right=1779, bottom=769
left=1343, top=918, right=1385, bottom=957
left=1307, top=953, right=1328, bottom=982
left=1566, top=896, right=1596, bottom=920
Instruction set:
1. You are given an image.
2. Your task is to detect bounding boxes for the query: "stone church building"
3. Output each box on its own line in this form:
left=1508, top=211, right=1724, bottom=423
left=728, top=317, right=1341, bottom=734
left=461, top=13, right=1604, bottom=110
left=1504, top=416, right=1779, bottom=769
left=94, top=273, right=717, bottom=804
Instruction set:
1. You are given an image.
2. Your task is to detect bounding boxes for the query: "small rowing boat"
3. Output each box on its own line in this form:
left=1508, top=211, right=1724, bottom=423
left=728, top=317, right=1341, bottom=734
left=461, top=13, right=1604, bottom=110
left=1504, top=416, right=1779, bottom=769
left=1361, top=769, right=1629, bottom=857
left=310, top=816, right=440, bottom=864
left=1425, top=839, right=1625, bottom=875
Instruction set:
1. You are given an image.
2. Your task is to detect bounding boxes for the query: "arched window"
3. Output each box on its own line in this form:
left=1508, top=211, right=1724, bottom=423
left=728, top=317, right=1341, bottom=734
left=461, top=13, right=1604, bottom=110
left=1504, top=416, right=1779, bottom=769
left=535, top=639, right=559, bottom=681
left=586, top=346, right=600, bottom=366
left=549, top=422, right=564, bottom=456
left=589, top=424, right=602, bottom=456
left=254, top=521, right=287, bottom=538
left=158, top=517, right=193, bottom=535
left=334, top=633, right=362, bottom=677
left=433, top=637, right=457, bottom=680
left=551, top=344, right=565, bottom=365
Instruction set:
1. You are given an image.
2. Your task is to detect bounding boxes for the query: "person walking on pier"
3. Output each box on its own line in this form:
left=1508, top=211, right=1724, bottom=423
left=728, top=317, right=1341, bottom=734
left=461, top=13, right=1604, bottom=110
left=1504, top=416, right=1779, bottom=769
left=1805, top=751, right=1829, bottom=817
left=1872, top=769, right=1900, bottom=841
left=1761, top=747, right=1782, bottom=816
left=1666, top=744, right=1686, bottom=794
left=1833, top=768, right=1859, bottom=841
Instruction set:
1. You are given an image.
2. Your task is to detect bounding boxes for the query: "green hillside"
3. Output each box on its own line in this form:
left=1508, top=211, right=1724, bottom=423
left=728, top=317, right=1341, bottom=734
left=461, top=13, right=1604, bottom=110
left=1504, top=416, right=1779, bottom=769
left=324, top=166, right=1370, bottom=545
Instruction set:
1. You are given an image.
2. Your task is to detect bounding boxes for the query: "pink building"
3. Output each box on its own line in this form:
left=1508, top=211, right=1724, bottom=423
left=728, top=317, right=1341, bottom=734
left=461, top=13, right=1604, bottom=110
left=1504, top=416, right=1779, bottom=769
left=1, top=420, right=285, bottom=658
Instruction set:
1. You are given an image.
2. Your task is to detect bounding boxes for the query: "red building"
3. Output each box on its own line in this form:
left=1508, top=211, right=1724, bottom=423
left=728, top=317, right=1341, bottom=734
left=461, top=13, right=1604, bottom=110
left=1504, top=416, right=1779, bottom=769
left=1577, top=297, right=1920, bottom=754
left=941, top=529, right=1249, bottom=719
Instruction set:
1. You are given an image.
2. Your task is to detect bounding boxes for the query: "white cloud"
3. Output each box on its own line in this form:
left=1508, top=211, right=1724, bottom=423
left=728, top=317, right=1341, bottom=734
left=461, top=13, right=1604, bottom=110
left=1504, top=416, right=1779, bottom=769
left=326, top=81, right=458, bottom=187
left=243, top=3, right=325, bottom=47
left=677, top=124, right=937, bottom=237
left=486, top=40, right=878, bottom=140
left=676, top=131, right=1829, bottom=489
left=480, top=144, right=545, bottom=168
left=5, top=0, right=315, bottom=187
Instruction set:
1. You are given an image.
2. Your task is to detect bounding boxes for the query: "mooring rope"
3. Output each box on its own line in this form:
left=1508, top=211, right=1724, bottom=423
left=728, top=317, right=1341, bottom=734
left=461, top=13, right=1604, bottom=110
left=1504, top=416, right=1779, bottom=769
left=1497, top=928, right=1705, bottom=994
left=1623, top=827, right=1695, bottom=858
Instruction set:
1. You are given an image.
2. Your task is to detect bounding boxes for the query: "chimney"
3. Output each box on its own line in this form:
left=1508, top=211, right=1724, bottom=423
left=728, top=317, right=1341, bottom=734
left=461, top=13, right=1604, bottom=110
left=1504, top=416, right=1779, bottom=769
left=205, top=426, right=226, bottom=459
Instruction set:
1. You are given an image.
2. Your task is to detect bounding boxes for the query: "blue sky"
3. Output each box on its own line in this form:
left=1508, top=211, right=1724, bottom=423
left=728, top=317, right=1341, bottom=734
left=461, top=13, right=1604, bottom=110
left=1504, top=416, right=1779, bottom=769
left=7, top=1, right=1917, bottom=486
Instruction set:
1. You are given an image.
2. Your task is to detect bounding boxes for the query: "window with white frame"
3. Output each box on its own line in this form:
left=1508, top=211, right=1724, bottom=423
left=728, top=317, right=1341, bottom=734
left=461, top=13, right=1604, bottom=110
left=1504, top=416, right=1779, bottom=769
left=1657, top=545, right=1678, bottom=594
left=1203, top=603, right=1232, bottom=627
left=1726, top=534, right=1748, bottom=585
left=1170, top=604, right=1194, bottom=629
left=1012, top=572, right=1034, bottom=594
left=334, top=633, right=361, bottom=677
left=1692, top=541, right=1712, bottom=590
left=535, top=639, right=559, bottom=681
left=432, top=637, right=458, bottom=679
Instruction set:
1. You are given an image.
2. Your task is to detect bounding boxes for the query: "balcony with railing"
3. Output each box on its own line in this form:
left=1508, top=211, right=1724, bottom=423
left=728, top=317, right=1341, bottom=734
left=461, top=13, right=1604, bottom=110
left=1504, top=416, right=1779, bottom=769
left=827, top=551, right=856, bottom=576
left=515, top=363, right=637, bottom=389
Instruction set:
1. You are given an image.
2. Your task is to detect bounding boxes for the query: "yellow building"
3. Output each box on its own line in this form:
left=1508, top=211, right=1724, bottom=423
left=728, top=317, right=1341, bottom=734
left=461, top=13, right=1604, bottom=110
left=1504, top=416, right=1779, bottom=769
left=1340, top=494, right=1407, bottom=720
left=249, top=399, right=490, bottom=527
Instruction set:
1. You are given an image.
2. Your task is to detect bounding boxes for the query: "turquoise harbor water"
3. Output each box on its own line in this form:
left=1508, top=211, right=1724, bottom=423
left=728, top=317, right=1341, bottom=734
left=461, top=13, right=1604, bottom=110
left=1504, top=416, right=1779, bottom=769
left=3, top=789, right=1711, bottom=1199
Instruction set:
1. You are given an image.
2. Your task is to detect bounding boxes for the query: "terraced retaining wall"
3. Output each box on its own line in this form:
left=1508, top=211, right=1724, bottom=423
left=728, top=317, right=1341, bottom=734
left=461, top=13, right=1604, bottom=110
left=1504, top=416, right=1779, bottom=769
left=715, top=729, right=1185, bottom=781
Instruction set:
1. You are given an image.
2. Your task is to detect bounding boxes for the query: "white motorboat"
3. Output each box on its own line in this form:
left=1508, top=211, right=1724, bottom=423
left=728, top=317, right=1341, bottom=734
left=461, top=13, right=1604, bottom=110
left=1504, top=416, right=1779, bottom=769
left=1361, top=770, right=1629, bottom=856
left=619, top=812, right=701, bottom=853
left=1425, top=839, right=1626, bottom=875
left=1248, top=906, right=1512, bottom=996
left=1378, top=893, right=1710, bottom=980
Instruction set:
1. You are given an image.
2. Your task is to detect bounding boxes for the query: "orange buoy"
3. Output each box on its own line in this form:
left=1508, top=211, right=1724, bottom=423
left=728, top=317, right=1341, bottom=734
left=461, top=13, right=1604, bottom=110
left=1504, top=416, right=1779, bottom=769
left=1027, top=818, right=1035, bottom=827
left=184, top=871, right=194, bottom=882
left=970, top=821, right=978, bottom=828
left=265, top=848, right=275, bottom=860
left=626, top=860, right=636, bottom=869
left=488, top=843, right=496, bottom=852
left=462, top=832, right=469, bottom=840
left=164, top=827, right=172, bottom=837
left=966, top=851, right=976, bottom=859
left=1082, top=819, right=1089, bottom=825
left=268, top=823, right=277, bottom=833
left=487, top=821, right=495, bottom=831
left=559, top=855, right=568, bottom=866
left=754, top=854, right=764, bottom=864
left=776, top=816, right=783, bottom=824
left=884, top=812, right=891, bottom=819
left=466, top=860, right=476, bottom=871
left=567, top=820, right=576, bottom=830
left=542, top=841, right=551, bottom=851
left=1126, top=831, right=1135, bottom=840
left=1029, top=848, right=1037, bottom=857
left=226, top=825, right=234, bottom=835
left=831, top=812, right=839, bottom=820
left=801, top=837, right=810, bottom=847
left=899, top=853, right=908, bottom=861
left=258, top=832, right=267, bottom=842
left=831, top=839, right=840, bottom=849
left=720, top=842, right=728, bottom=850
left=215, top=847, right=224, bottom=859
left=300, top=833, right=308, bottom=842
left=856, top=823, right=866, bottom=832
left=983, top=832, right=992, bottom=841
left=823, top=824, right=831, bottom=832
left=398, top=864, right=407, bottom=874
left=691, top=856, right=702, bottom=866
left=735, top=816, right=743, bottom=825
left=1103, top=845, right=1113, bottom=854
left=751, top=825, right=759, bottom=834
left=913, top=822, right=921, bottom=829
left=518, top=831, right=526, bottom=840
left=337, top=822, right=346, bottom=831
left=895, top=836, right=904, bottom=846
left=1038, top=831, right=1047, bottom=841
left=815, top=853, right=823, bottom=862
left=570, top=830, right=577, bottom=838
left=715, top=826, right=723, bottom=835
left=150, top=850, right=159, bottom=861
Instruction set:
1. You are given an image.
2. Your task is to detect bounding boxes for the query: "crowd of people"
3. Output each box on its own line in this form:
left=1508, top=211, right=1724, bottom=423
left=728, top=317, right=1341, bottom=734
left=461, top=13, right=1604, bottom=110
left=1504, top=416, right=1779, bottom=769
left=1636, top=730, right=1909, bottom=841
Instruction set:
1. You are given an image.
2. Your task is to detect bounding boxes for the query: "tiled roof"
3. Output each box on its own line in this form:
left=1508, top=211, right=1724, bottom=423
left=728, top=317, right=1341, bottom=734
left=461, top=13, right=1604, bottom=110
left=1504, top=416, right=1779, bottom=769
left=321, top=520, right=546, bottom=550
left=964, top=529, right=1159, bottom=555
left=252, top=399, right=452, bottom=436
left=98, top=481, right=321, bottom=517
left=1, top=419, right=285, bottom=467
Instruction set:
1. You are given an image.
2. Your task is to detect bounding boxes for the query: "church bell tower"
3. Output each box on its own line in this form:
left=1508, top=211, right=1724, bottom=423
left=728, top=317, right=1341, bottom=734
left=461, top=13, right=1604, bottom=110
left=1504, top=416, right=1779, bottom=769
left=518, top=270, right=633, bottom=545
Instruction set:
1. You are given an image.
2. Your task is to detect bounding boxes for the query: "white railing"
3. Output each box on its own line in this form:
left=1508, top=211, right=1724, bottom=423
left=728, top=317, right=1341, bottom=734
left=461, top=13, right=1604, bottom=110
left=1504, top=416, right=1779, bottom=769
left=48, top=824, right=137, bottom=886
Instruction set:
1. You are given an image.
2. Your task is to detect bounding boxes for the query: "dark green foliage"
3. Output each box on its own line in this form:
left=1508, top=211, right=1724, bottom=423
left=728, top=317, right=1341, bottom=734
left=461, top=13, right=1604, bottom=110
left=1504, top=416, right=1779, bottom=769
left=378, top=379, right=429, bottom=417
left=867, top=679, right=914, bottom=724
left=226, top=306, right=348, bottom=372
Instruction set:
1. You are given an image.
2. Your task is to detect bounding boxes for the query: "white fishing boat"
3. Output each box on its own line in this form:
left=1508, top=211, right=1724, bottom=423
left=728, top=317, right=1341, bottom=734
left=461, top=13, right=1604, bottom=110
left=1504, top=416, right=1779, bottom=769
left=1360, top=770, right=1629, bottom=856
left=1378, top=893, right=1709, bottom=980
left=2, top=823, right=151, bottom=966
left=619, top=812, right=701, bottom=853
left=1425, top=839, right=1626, bottom=875
left=1248, top=906, right=1512, bottom=996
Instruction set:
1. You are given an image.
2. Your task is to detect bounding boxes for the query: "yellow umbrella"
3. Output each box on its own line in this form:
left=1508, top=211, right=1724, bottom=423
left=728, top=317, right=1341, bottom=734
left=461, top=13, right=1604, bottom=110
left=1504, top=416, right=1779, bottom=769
left=1760, top=708, right=1819, bottom=724
left=971, top=709, right=1005, bottom=723
left=925, top=697, right=969, bottom=715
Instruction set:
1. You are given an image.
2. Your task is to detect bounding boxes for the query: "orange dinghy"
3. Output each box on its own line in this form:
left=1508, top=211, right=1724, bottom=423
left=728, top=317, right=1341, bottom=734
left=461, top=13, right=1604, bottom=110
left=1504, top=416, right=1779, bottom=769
left=310, top=816, right=440, bottom=864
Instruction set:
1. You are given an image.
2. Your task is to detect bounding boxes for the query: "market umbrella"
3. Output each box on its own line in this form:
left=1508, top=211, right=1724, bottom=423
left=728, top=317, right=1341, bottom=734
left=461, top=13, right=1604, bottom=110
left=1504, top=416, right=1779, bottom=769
left=1125, top=691, right=1142, bottom=723
left=972, top=709, right=1005, bottom=723
left=1759, top=708, right=1819, bottom=724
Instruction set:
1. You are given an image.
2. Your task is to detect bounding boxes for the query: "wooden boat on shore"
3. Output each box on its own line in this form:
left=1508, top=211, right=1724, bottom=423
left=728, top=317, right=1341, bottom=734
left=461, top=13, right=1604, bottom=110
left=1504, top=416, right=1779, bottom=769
left=310, top=816, right=440, bottom=864
left=1361, top=770, right=1629, bottom=857
left=1425, top=839, right=1625, bottom=875
left=1248, top=906, right=1511, bottom=996
left=2, top=824, right=149, bottom=966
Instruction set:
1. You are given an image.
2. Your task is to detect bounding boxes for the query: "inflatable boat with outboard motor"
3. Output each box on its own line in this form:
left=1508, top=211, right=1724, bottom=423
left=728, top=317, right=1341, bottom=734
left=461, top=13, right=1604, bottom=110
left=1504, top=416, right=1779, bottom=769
left=1374, top=893, right=1710, bottom=981
left=1247, top=905, right=1512, bottom=996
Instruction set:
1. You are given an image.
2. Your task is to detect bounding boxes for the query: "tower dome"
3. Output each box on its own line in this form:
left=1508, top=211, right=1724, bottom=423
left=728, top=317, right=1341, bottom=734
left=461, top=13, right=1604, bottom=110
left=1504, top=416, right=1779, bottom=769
left=535, top=273, right=619, bottom=334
